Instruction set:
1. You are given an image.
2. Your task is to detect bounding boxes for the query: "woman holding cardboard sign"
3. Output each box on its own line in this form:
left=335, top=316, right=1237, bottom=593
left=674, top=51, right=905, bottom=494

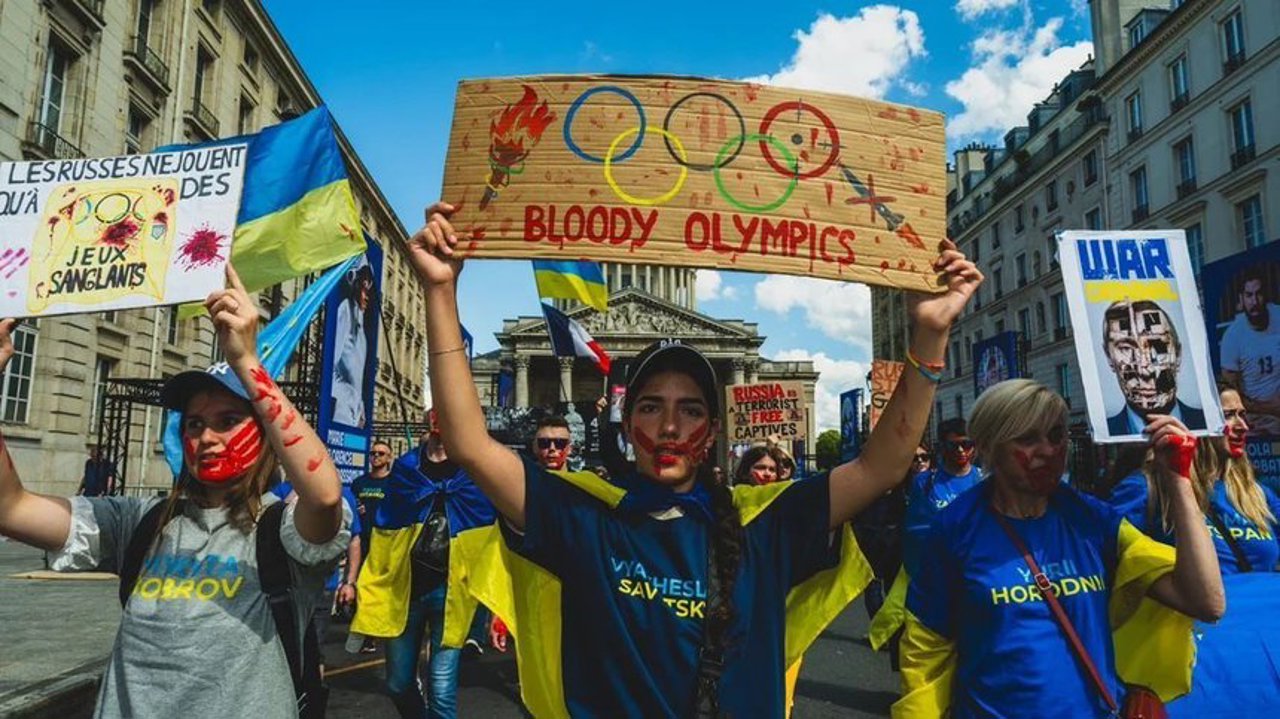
left=410, top=200, right=980, bottom=718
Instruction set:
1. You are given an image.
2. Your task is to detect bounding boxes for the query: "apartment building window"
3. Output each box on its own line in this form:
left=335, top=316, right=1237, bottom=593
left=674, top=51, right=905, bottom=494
left=88, top=357, right=116, bottom=432
left=194, top=48, right=213, bottom=104
left=138, top=0, right=155, bottom=44
left=1085, top=207, right=1102, bottom=230
left=1014, top=204, right=1025, bottom=233
left=954, top=396, right=963, bottom=421
left=1128, top=22, right=1145, bottom=51
left=1222, top=9, right=1245, bottom=70
left=1169, top=55, right=1189, bottom=110
left=1185, top=223, right=1204, bottom=271
left=166, top=307, right=180, bottom=345
left=0, top=321, right=38, bottom=423
left=1082, top=149, right=1098, bottom=186
left=1018, top=308, right=1030, bottom=338
left=1239, top=195, right=1266, bottom=249
left=1016, top=253, right=1027, bottom=287
left=1125, top=91, right=1143, bottom=141
left=1229, top=100, right=1255, bottom=168
left=971, top=236, right=980, bottom=262
left=1130, top=167, right=1149, bottom=223
left=243, top=43, right=260, bottom=75
left=1052, top=292, right=1068, bottom=339
left=951, top=340, right=962, bottom=378
left=993, top=268, right=1004, bottom=300
left=1045, top=180, right=1058, bottom=212
left=1036, top=301, right=1047, bottom=334
left=1056, top=364, right=1071, bottom=403
left=237, top=95, right=255, bottom=135
left=202, top=0, right=222, bottom=17
left=39, top=41, right=72, bottom=135
left=995, top=319, right=1006, bottom=335
left=125, top=106, right=149, bottom=154
left=992, top=222, right=1001, bottom=250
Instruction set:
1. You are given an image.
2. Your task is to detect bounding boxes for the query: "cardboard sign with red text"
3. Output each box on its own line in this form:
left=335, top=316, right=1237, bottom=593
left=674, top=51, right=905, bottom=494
left=869, top=360, right=905, bottom=430
left=440, top=74, right=947, bottom=292
left=725, top=381, right=807, bottom=442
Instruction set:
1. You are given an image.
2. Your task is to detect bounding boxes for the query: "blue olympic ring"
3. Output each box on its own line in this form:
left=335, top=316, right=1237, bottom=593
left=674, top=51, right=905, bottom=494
left=563, top=86, right=647, bottom=164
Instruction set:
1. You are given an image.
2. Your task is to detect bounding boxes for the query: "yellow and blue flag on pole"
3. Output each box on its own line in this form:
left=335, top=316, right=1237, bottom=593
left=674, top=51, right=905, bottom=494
left=162, top=107, right=365, bottom=316
left=532, top=260, right=608, bottom=312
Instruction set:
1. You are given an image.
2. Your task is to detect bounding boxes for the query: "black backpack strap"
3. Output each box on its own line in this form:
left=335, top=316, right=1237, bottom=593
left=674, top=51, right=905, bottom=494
left=257, top=500, right=329, bottom=718
left=119, top=500, right=177, bottom=607
left=693, top=529, right=725, bottom=719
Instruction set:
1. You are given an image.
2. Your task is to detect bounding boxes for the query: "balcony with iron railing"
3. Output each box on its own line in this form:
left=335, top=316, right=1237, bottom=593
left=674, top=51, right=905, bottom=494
left=125, top=35, right=171, bottom=92
left=23, top=120, right=83, bottom=160
left=186, top=100, right=220, bottom=138
left=1127, top=127, right=1144, bottom=144
left=1176, top=178, right=1197, bottom=200
left=1223, top=52, right=1246, bottom=76
left=64, top=0, right=106, bottom=29
left=1231, top=144, right=1256, bottom=170
left=1170, top=93, right=1189, bottom=114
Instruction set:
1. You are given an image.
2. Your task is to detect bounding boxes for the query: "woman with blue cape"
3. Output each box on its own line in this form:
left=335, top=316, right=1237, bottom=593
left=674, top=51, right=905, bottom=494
left=407, top=201, right=981, bottom=718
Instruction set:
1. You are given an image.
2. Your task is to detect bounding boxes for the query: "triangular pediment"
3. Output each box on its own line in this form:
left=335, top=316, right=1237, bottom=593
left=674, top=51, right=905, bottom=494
left=505, top=289, right=757, bottom=342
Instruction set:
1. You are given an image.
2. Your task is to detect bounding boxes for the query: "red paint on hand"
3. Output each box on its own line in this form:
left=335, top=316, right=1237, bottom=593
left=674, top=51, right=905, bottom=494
left=1166, top=434, right=1197, bottom=477
left=306, top=455, right=324, bottom=473
left=283, top=434, right=303, bottom=448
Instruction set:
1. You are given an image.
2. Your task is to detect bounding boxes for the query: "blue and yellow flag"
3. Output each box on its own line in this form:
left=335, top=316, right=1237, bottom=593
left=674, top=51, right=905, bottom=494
left=162, top=107, right=365, bottom=317
left=532, top=260, right=608, bottom=312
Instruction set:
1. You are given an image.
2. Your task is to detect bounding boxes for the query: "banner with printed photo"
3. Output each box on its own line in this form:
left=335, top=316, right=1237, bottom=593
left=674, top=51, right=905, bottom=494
left=973, top=330, right=1024, bottom=398
left=869, top=359, right=904, bottom=430
left=1058, top=230, right=1223, bottom=443
left=318, top=241, right=383, bottom=483
left=1201, top=241, right=1280, bottom=492
left=440, top=74, right=947, bottom=293
left=0, top=146, right=247, bottom=317
left=840, top=387, right=863, bottom=462
left=724, top=380, right=807, bottom=443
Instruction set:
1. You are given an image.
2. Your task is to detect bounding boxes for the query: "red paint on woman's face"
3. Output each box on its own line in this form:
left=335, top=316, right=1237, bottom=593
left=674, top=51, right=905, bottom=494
left=182, top=390, right=264, bottom=485
left=1220, top=390, right=1249, bottom=459
left=625, top=371, right=715, bottom=487
left=1011, top=443, right=1066, bottom=496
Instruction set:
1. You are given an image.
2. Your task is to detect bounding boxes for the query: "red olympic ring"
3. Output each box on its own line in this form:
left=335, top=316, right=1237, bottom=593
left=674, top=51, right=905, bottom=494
left=758, top=101, right=841, bottom=180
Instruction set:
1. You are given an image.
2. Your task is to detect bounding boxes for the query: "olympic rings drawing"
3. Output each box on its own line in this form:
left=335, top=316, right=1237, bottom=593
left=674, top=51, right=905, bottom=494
left=604, top=127, right=689, bottom=207
left=563, top=86, right=647, bottom=164
left=713, top=134, right=798, bottom=214
left=759, top=101, right=840, bottom=180
left=661, top=92, right=746, bottom=172
left=94, top=192, right=132, bottom=224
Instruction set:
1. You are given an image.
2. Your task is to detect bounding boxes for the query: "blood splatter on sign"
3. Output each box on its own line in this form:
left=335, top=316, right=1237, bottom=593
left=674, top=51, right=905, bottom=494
left=440, top=74, right=946, bottom=292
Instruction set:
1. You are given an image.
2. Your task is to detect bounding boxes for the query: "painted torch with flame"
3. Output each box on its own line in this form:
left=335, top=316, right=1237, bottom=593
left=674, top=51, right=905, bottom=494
left=481, top=85, right=556, bottom=209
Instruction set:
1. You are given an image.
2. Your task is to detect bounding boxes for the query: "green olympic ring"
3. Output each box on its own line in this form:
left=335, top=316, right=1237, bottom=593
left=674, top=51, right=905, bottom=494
left=713, top=134, right=798, bottom=214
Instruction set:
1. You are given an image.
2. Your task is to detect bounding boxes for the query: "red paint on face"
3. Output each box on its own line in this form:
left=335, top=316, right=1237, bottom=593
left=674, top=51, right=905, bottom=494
left=1225, top=424, right=1247, bottom=459
left=184, top=419, right=264, bottom=484
left=751, top=469, right=776, bottom=485
left=633, top=420, right=711, bottom=470
left=1014, top=447, right=1064, bottom=496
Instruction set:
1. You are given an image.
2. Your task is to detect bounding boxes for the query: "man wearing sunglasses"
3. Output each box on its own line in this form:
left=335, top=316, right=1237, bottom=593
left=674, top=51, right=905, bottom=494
left=352, top=441, right=394, bottom=554
left=902, top=418, right=981, bottom=578
left=532, top=415, right=574, bottom=471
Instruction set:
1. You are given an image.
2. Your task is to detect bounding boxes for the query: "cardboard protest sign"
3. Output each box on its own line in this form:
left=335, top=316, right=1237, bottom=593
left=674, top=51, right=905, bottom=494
left=725, top=380, right=807, bottom=442
left=1058, top=230, right=1224, bottom=443
left=1201, top=241, right=1280, bottom=492
left=440, top=75, right=946, bottom=292
left=869, top=360, right=904, bottom=429
left=0, top=146, right=247, bottom=318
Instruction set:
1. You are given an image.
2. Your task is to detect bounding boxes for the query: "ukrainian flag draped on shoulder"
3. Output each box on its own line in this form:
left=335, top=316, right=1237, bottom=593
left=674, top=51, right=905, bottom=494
left=352, top=451, right=496, bottom=638
left=161, top=107, right=365, bottom=317
left=532, top=260, right=608, bottom=312
left=443, top=472, right=872, bottom=719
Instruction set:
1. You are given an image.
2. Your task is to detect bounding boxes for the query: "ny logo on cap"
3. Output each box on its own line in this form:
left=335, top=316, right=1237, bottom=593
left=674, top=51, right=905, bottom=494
left=206, top=362, right=233, bottom=377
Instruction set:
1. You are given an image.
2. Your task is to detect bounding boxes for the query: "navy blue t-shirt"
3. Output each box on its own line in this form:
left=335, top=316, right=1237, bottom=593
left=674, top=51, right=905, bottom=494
left=1206, top=481, right=1280, bottom=574
left=503, top=457, right=838, bottom=718
left=902, top=465, right=982, bottom=576
left=908, top=484, right=1127, bottom=719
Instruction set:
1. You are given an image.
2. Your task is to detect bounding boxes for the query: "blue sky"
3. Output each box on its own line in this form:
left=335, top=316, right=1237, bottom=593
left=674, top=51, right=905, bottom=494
left=267, top=0, right=1095, bottom=428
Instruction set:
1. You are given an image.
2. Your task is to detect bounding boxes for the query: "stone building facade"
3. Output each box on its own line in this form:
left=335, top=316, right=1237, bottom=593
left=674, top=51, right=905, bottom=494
left=873, top=0, right=1277, bottom=434
left=0, top=0, right=425, bottom=495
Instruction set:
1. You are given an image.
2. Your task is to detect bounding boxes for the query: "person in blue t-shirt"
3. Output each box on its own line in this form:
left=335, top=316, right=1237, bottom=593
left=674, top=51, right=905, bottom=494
left=902, top=418, right=982, bottom=577
left=899, top=379, right=1225, bottom=719
left=409, top=201, right=982, bottom=718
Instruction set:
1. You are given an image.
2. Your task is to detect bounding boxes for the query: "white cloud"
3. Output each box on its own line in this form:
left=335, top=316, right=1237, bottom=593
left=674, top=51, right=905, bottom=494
left=772, top=349, right=868, bottom=433
left=744, top=5, right=926, bottom=99
left=945, top=17, right=1093, bottom=139
left=955, top=0, right=1020, bottom=21
left=753, top=275, right=872, bottom=351
left=695, top=269, right=737, bottom=302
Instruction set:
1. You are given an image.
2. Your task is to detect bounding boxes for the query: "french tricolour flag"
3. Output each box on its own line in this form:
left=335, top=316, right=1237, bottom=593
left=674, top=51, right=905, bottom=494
left=541, top=303, right=611, bottom=374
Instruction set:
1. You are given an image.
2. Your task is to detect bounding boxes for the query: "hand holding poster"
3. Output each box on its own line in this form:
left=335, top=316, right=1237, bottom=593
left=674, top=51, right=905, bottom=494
left=439, top=74, right=947, bottom=292
left=725, top=381, right=807, bottom=442
left=1058, top=230, right=1224, bottom=443
left=0, top=147, right=247, bottom=318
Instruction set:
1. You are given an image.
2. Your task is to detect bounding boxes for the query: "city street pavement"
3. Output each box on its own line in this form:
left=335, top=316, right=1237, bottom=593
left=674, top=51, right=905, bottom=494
left=0, top=537, right=898, bottom=717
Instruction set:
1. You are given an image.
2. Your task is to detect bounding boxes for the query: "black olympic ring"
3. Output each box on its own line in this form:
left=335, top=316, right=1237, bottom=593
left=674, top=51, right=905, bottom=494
left=661, top=92, right=747, bottom=172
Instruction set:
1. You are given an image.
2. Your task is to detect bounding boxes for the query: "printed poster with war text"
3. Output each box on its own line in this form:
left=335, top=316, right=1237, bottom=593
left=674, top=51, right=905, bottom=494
left=725, top=381, right=808, bottom=443
left=0, top=146, right=247, bottom=318
left=440, top=74, right=947, bottom=293
left=1058, top=230, right=1224, bottom=443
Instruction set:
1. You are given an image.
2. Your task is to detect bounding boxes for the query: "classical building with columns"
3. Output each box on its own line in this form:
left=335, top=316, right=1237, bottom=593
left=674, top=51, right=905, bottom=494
left=473, top=264, right=820, bottom=470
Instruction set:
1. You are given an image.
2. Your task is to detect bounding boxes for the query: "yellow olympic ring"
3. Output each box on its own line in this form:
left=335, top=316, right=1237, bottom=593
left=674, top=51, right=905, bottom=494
left=603, top=127, right=688, bottom=207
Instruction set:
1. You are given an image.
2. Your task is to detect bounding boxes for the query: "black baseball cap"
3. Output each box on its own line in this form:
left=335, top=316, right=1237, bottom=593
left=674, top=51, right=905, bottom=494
left=160, top=362, right=251, bottom=411
left=624, top=339, right=719, bottom=417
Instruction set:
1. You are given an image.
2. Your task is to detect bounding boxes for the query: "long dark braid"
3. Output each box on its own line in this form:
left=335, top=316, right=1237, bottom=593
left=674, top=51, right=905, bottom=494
left=698, top=461, right=743, bottom=656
